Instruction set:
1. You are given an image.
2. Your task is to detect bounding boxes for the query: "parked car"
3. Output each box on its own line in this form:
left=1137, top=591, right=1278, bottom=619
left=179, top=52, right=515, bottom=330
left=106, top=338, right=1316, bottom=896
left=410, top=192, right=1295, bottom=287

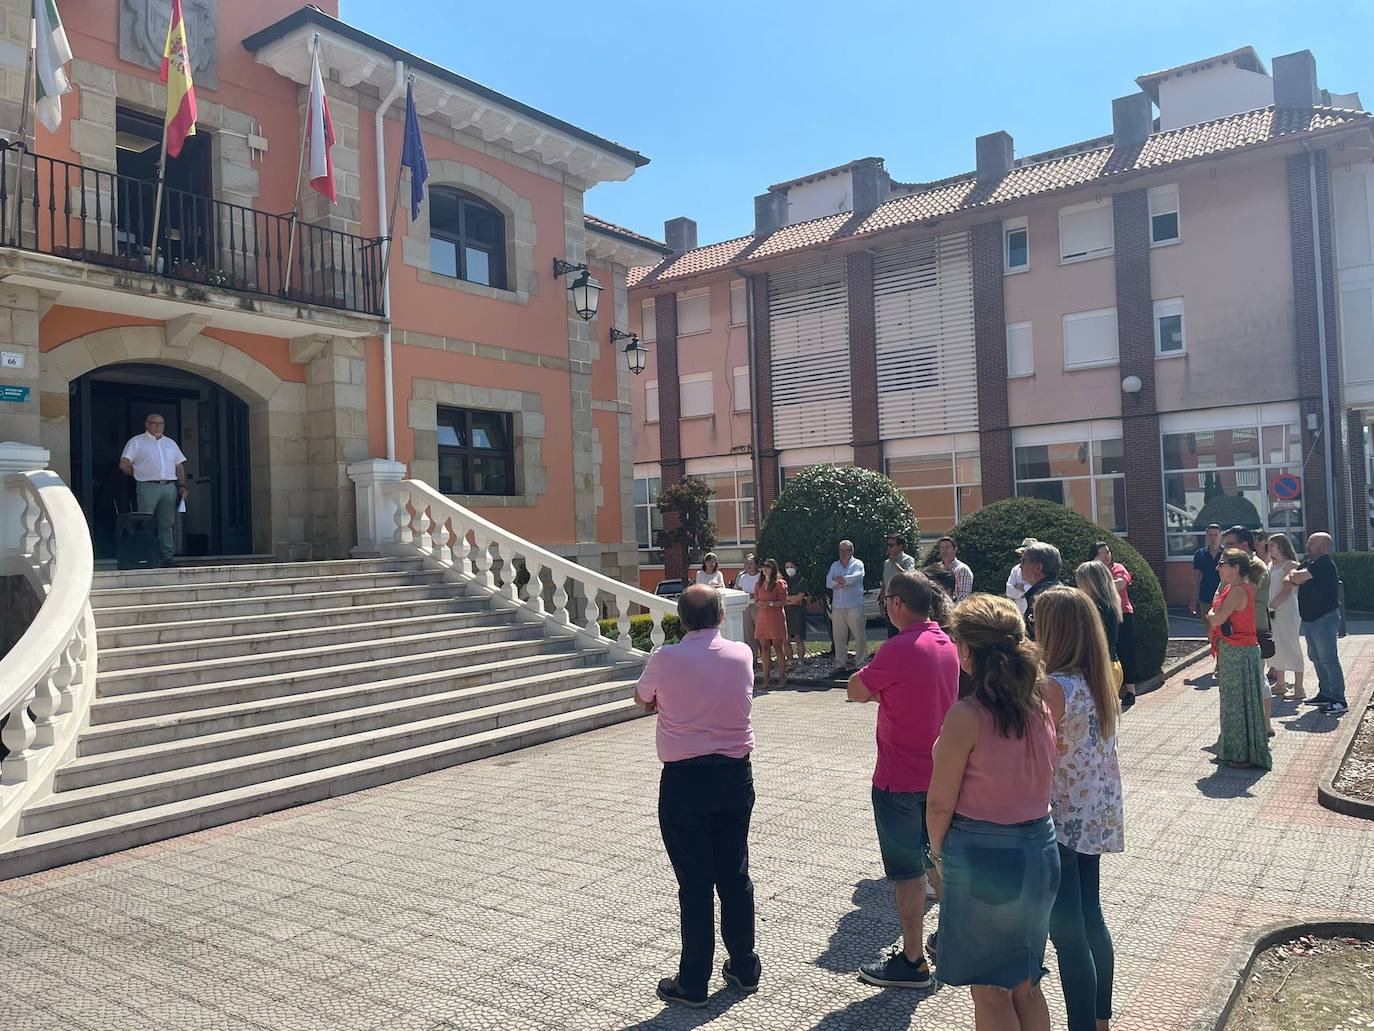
left=654, top=578, right=684, bottom=600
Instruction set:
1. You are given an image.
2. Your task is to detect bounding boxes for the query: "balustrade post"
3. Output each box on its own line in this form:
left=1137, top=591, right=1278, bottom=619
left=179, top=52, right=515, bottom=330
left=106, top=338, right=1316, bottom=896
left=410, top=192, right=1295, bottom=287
left=346, top=458, right=408, bottom=557
left=433, top=516, right=454, bottom=568
left=720, top=588, right=749, bottom=644
left=497, top=549, right=521, bottom=606
left=615, top=594, right=633, bottom=651
left=552, top=573, right=570, bottom=626
left=523, top=561, right=545, bottom=615
left=0, top=688, right=39, bottom=785
left=30, top=659, right=62, bottom=748
left=472, top=533, right=495, bottom=589
left=650, top=614, right=667, bottom=653
left=413, top=504, right=434, bottom=556
left=582, top=587, right=603, bottom=642
left=0, top=443, right=51, bottom=559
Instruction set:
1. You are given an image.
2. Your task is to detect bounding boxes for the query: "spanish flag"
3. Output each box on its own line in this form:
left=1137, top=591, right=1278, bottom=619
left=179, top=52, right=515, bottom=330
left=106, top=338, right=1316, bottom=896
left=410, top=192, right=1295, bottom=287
left=159, top=0, right=196, bottom=159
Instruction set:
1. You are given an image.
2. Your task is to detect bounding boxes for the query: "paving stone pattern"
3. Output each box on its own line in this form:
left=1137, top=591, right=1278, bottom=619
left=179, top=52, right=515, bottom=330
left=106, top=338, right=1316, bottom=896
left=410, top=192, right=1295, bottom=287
left=3, top=637, right=1373, bottom=1031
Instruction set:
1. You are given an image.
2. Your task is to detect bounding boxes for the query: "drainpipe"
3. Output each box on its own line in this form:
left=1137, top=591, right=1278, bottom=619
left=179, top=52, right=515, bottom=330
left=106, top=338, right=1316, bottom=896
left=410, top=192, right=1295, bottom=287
left=738, top=271, right=763, bottom=521
left=1303, top=140, right=1339, bottom=550
left=375, top=60, right=406, bottom=462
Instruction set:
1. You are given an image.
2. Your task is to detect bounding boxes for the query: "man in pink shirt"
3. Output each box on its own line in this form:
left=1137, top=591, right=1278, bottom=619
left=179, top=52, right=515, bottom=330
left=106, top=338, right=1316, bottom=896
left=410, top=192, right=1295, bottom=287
left=636, top=584, right=760, bottom=1008
left=846, top=570, right=960, bottom=989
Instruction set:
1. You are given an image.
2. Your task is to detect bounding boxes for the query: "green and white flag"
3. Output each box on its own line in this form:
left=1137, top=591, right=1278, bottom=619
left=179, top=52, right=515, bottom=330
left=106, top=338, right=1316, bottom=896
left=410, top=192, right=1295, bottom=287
left=33, top=0, right=73, bottom=133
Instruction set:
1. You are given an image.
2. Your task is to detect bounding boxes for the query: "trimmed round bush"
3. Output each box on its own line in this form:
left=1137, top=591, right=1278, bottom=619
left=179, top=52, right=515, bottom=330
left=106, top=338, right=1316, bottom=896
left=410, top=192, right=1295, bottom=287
left=755, top=465, right=918, bottom=604
left=927, top=497, right=1169, bottom=680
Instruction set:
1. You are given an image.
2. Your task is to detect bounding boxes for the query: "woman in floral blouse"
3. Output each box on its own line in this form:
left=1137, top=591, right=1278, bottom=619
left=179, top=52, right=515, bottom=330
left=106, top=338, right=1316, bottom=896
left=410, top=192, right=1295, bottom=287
left=1036, top=588, right=1124, bottom=1031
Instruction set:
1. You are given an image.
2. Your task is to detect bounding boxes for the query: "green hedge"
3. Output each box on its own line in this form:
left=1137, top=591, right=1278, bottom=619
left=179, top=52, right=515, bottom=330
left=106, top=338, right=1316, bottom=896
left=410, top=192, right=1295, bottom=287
left=598, top=614, right=683, bottom=651
left=926, top=497, right=1169, bottom=681
left=1334, top=552, right=1374, bottom=611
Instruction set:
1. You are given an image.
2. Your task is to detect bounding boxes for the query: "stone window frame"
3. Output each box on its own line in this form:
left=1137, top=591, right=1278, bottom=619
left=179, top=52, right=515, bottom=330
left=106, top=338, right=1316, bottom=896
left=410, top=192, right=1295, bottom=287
left=408, top=379, right=545, bottom=509
left=401, top=158, right=537, bottom=304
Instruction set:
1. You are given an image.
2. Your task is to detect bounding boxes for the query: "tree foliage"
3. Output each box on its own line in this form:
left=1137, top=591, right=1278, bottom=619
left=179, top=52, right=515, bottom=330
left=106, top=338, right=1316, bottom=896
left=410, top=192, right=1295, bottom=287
left=655, top=476, right=717, bottom=568
left=928, top=497, right=1169, bottom=680
left=755, top=465, right=918, bottom=604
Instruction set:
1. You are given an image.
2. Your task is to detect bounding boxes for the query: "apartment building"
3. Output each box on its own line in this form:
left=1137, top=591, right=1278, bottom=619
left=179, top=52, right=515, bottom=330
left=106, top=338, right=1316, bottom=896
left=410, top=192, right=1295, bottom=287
left=0, top=0, right=665, bottom=578
left=629, top=47, right=1374, bottom=603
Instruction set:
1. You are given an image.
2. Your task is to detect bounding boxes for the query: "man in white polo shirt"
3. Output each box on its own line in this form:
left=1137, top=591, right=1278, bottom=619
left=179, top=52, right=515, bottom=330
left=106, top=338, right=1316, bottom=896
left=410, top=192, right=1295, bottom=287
left=119, top=413, right=189, bottom=567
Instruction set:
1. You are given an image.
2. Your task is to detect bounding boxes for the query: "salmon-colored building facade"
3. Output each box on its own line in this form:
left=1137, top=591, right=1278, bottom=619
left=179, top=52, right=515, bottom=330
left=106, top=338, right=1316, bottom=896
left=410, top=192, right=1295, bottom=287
left=0, top=0, right=666, bottom=577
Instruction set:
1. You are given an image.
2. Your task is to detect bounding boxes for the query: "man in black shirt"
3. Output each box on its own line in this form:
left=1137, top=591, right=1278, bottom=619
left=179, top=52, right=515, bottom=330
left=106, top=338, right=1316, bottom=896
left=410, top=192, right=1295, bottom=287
left=1285, top=532, right=1347, bottom=714
left=1019, top=541, right=1062, bottom=641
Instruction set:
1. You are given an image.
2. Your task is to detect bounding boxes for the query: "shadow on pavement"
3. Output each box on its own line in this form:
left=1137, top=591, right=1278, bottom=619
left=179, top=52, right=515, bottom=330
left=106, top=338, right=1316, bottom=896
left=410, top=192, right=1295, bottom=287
left=804, top=985, right=932, bottom=1031
left=1196, top=765, right=1268, bottom=798
left=1281, top=708, right=1344, bottom=734
left=616, top=990, right=746, bottom=1030
left=815, top=878, right=902, bottom=974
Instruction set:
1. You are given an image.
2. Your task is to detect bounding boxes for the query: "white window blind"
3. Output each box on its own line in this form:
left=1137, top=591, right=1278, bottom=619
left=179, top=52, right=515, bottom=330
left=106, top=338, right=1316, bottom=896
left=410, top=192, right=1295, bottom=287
left=1341, top=283, right=1374, bottom=384
left=640, top=298, right=656, bottom=342
left=1148, top=184, right=1180, bottom=244
left=732, top=366, right=750, bottom=411
left=1063, top=308, right=1119, bottom=369
left=768, top=258, right=850, bottom=449
left=873, top=232, right=977, bottom=438
left=730, top=280, right=748, bottom=326
left=644, top=380, right=660, bottom=423
left=677, top=289, right=711, bottom=336
left=1059, top=200, right=1114, bottom=261
left=1007, top=321, right=1034, bottom=377
left=680, top=372, right=714, bottom=418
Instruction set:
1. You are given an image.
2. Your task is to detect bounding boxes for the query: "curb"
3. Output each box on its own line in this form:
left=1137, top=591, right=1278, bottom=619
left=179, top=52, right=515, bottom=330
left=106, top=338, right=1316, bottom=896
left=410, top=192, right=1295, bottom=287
left=1317, top=701, right=1374, bottom=819
left=1136, top=642, right=1211, bottom=697
left=1201, top=919, right=1374, bottom=1030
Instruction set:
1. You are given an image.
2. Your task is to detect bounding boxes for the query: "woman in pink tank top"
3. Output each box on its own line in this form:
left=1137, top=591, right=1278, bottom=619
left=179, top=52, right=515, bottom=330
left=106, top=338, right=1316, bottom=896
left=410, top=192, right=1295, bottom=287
left=928, top=595, right=1059, bottom=1031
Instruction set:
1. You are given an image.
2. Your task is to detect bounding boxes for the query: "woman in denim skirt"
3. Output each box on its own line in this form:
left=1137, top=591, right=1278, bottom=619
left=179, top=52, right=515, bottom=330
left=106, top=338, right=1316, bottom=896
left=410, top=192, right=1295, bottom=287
left=927, top=595, right=1059, bottom=1031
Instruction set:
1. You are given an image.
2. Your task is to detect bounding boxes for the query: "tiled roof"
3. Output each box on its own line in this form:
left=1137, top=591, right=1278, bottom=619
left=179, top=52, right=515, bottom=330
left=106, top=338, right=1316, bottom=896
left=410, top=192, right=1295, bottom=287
left=629, top=105, right=1371, bottom=289
left=583, top=214, right=671, bottom=254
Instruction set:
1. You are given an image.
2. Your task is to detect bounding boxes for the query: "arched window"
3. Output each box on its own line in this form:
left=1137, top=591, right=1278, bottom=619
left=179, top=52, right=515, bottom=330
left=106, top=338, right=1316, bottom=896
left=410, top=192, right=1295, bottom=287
left=429, top=188, right=507, bottom=290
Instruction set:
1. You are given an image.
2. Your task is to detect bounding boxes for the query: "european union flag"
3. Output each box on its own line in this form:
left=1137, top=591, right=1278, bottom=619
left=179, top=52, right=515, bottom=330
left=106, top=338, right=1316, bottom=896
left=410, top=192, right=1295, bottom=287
left=401, top=80, right=429, bottom=221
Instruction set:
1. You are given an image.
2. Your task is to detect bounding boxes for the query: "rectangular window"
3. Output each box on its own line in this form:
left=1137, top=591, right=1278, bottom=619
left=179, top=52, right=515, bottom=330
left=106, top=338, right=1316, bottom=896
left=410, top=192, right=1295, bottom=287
left=677, top=289, right=711, bottom=336
left=640, top=298, right=657, bottom=342
left=1063, top=308, right=1119, bottom=369
left=644, top=380, right=660, bottom=424
left=634, top=475, right=663, bottom=551
left=1004, top=217, right=1029, bottom=273
left=730, top=280, right=748, bottom=326
left=1149, top=184, right=1180, bottom=245
left=1059, top=200, right=1114, bottom=262
left=436, top=407, right=515, bottom=497
left=1014, top=435, right=1126, bottom=532
left=886, top=451, right=983, bottom=539
left=1162, top=421, right=1305, bottom=557
left=1154, top=297, right=1186, bottom=356
left=1007, top=321, right=1034, bottom=377
left=701, top=470, right=756, bottom=546
left=732, top=366, right=751, bottom=412
left=679, top=372, right=714, bottom=418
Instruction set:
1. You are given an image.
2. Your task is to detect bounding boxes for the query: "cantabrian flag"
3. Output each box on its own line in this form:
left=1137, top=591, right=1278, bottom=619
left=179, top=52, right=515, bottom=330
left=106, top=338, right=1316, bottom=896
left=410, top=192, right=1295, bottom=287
left=32, top=0, right=73, bottom=134
left=159, top=0, right=197, bottom=159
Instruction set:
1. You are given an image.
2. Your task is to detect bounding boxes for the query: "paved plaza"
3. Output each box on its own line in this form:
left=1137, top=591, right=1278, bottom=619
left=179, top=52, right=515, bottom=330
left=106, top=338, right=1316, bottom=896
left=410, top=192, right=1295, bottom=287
left=4, top=634, right=1373, bottom=1031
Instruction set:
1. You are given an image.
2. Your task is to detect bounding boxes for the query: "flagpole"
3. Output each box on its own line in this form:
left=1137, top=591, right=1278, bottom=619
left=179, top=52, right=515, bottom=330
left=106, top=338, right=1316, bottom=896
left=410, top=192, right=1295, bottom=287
left=146, top=116, right=171, bottom=273
left=282, top=33, right=319, bottom=297
left=7, top=7, right=36, bottom=244
left=377, top=75, right=414, bottom=303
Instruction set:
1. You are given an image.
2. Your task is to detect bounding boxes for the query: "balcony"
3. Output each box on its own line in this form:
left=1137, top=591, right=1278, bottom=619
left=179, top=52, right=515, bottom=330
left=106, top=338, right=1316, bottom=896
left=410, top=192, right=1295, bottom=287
left=0, top=140, right=386, bottom=320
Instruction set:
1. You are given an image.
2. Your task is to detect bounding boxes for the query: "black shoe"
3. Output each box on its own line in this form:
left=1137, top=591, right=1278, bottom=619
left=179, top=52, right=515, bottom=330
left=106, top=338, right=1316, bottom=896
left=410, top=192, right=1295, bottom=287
left=656, top=977, right=707, bottom=1009
left=1302, top=696, right=1336, bottom=706
left=858, top=947, right=933, bottom=989
left=1119, top=691, right=1136, bottom=711
left=925, top=932, right=938, bottom=966
left=722, top=956, right=761, bottom=993
left=160, top=558, right=179, bottom=568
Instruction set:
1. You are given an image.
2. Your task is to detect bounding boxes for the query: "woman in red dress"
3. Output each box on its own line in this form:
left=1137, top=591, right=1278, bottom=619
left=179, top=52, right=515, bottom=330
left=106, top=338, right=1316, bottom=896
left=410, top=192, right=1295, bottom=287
left=754, top=559, right=789, bottom=688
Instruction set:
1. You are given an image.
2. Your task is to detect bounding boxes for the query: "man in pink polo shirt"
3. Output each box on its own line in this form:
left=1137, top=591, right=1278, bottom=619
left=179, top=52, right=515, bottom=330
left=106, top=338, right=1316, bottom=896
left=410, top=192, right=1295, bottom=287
left=846, top=570, right=960, bottom=989
left=636, top=584, right=760, bottom=1009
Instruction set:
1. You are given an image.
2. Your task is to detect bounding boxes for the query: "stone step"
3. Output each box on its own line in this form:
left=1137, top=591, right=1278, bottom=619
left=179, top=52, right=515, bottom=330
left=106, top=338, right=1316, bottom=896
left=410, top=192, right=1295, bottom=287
left=95, top=596, right=490, bottom=648
left=89, top=637, right=586, bottom=721
left=92, top=557, right=426, bottom=589
left=26, top=681, right=641, bottom=834
left=60, top=664, right=640, bottom=788
left=92, top=582, right=473, bottom=627
left=88, top=568, right=449, bottom=608
left=0, top=697, right=642, bottom=879
left=98, top=609, right=510, bottom=669
left=97, top=621, right=545, bottom=691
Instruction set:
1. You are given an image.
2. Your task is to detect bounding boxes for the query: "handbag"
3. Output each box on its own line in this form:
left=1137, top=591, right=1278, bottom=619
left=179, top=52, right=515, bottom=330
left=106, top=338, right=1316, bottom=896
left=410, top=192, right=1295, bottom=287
left=1257, top=628, right=1275, bottom=660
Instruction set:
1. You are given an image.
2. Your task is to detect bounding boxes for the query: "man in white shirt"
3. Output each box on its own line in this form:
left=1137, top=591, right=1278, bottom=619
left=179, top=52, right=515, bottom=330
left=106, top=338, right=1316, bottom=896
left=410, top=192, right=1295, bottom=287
left=119, top=413, right=189, bottom=566
left=1006, top=537, right=1037, bottom=614
left=828, top=540, right=867, bottom=674
left=936, top=536, right=974, bottom=603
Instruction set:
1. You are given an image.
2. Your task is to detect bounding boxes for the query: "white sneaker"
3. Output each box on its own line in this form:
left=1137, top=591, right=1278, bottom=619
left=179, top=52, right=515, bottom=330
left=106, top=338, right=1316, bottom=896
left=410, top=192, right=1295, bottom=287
left=1324, top=702, right=1349, bottom=715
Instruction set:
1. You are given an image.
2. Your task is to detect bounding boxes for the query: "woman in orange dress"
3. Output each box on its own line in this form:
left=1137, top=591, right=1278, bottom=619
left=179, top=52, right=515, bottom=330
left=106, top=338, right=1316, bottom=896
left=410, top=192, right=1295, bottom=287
left=754, top=559, right=789, bottom=688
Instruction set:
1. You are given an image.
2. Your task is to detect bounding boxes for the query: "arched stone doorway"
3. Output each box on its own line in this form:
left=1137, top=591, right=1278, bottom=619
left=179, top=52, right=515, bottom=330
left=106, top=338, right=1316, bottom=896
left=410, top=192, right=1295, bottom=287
left=70, top=363, right=252, bottom=560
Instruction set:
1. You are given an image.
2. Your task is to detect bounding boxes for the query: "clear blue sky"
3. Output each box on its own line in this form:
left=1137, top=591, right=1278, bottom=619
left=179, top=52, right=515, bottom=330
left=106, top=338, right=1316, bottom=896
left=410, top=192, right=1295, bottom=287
left=342, top=0, right=1374, bottom=247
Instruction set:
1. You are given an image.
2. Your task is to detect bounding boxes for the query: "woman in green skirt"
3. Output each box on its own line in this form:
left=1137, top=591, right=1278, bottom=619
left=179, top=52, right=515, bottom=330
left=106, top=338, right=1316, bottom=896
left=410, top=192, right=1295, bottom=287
left=1206, top=549, right=1273, bottom=770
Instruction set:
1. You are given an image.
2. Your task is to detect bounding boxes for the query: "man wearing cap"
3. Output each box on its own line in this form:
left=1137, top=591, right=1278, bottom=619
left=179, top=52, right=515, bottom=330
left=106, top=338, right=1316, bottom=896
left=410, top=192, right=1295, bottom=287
left=1005, top=537, right=1037, bottom=615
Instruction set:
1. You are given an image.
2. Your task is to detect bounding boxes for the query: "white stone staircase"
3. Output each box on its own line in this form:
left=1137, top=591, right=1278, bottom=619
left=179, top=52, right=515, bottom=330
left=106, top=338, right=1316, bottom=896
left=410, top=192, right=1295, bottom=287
left=0, top=555, right=645, bottom=878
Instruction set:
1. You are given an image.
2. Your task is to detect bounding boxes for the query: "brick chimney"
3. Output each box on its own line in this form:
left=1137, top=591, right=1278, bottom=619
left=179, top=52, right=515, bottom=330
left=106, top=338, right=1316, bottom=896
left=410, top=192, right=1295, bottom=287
left=1273, top=50, right=1319, bottom=109
left=664, top=217, right=697, bottom=255
left=1112, top=92, right=1154, bottom=149
left=851, top=157, right=891, bottom=218
left=754, top=191, right=789, bottom=237
left=975, top=131, right=1014, bottom=183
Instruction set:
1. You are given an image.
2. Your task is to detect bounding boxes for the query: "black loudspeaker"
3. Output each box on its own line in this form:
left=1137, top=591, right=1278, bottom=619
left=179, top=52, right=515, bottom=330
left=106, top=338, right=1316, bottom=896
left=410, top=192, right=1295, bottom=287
left=116, top=512, right=162, bottom=570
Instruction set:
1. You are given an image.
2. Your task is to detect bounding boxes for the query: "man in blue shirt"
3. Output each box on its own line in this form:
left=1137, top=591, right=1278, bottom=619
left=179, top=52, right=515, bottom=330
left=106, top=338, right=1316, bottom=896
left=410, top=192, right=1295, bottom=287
left=828, top=540, right=867, bottom=674
left=1189, top=523, right=1224, bottom=617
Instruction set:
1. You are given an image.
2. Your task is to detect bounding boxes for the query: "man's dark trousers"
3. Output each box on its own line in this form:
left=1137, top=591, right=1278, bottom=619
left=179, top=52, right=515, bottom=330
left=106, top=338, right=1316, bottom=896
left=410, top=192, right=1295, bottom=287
left=658, top=754, right=757, bottom=997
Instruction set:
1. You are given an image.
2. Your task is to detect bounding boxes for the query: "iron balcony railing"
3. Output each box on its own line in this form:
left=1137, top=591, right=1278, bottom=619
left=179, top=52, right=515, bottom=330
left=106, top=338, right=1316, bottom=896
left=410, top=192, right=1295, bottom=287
left=0, top=140, right=386, bottom=318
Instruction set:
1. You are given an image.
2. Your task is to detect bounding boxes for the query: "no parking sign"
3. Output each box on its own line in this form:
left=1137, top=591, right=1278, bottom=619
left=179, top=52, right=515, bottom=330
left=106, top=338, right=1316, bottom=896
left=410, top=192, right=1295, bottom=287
left=1270, top=473, right=1302, bottom=501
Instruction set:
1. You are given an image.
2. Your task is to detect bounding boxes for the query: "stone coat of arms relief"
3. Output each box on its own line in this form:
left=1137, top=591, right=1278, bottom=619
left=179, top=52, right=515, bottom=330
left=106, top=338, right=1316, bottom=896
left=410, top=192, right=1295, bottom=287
left=119, top=0, right=220, bottom=91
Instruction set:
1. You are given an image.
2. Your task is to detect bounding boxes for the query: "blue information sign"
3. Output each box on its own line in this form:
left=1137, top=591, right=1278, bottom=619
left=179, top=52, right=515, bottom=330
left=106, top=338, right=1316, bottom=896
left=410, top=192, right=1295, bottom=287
left=1270, top=473, right=1302, bottom=501
left=0, top=385, right=30, bottom=403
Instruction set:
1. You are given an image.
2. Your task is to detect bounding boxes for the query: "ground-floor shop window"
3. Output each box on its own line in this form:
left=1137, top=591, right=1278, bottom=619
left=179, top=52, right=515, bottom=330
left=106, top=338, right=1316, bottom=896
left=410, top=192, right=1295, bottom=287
left=1014, top=438, right=1126, bottom=533
left=886, top=451, right=982, bottom=541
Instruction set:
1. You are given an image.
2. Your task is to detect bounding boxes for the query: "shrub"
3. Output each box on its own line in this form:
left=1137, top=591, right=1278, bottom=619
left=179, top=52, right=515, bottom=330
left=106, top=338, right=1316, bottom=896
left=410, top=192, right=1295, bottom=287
left=656, top=476, right=717, bottom=570
left=1334, top=552, right=1374, bottom=612
left=598, top=614, right=683, bottom=651
left=1191, top=494, right=1262, bottom=532
left=930, top=497, right=1169, bottom=680
left=755, top=465, right=918, bottom=606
